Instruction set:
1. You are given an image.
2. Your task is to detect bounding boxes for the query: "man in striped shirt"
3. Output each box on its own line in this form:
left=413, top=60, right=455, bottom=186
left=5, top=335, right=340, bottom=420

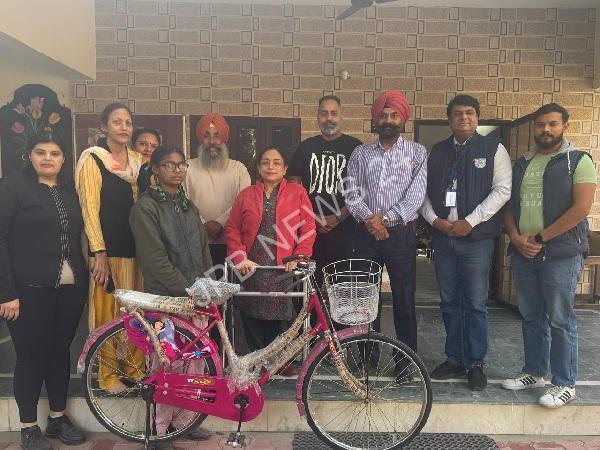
left=345, top=90, right=427, bottom=356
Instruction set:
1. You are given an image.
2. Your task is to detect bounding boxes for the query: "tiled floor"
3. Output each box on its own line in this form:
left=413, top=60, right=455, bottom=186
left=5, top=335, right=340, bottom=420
left=1, top=432, right=600, bottom=450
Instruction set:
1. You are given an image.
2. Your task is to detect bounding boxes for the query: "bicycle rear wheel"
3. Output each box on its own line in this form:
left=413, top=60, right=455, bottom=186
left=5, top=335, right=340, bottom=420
left=82, top=318, right=217, bottom=444
left=302, top=332, right=432, bottom=450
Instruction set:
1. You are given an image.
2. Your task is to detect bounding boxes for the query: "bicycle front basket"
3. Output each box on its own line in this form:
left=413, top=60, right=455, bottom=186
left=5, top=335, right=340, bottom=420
left=323, top=259, right=382, bottom=325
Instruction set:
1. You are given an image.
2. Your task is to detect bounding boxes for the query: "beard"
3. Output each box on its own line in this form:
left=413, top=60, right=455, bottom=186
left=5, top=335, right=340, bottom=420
left=534, top=132, right=563, bottom=150
left=199, top=143, right=229, bottom=170
left=319, top=121, right=340, bottom=137
left=377, top=123, right=402, bottom=141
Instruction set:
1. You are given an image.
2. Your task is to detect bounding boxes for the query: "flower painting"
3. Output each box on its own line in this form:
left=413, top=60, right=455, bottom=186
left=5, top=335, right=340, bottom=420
left=9, top=96, right=62, bottom=161
left=0, top=84, right=72, bottom=177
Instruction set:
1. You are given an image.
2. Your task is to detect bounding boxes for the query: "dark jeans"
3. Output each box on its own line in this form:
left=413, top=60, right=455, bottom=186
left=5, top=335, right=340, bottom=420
left=355, top=223, right=417, bottom=352
left=313, top=218, right=357, bottom=288
left=240, top=314, right=289, bottom=352
left=432, top=236, right=494, bottom=369
left=7, top=283, right=87, bottom=422
left=209, top=243, right=227, bottom=280
left=312, top=219, right=356, bottom=332
left=209, top=243, right=230, bottom=351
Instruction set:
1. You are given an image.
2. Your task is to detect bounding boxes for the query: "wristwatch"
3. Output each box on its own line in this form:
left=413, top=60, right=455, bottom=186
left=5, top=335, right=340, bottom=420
left=382, top=214, right=391, bottom=227
left=534, top=233, right=546, bottom=245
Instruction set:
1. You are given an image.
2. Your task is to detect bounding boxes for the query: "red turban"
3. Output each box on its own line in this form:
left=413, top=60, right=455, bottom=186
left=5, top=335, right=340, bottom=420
left=195, top=113, right=230, bottom=143
left=371, top=90, right=411, bottom=123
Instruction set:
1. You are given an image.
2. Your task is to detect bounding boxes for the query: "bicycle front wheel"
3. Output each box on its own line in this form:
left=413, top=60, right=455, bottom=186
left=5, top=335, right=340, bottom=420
left=82, top=318, right=218, bottom=444
left=302, top=332, right=432, bottom=450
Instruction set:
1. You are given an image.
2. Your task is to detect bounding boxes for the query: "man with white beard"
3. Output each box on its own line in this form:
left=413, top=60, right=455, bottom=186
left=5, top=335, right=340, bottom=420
left=288, top=95, right=362, bottom=287
left=184, top=113, right=251, bottom=273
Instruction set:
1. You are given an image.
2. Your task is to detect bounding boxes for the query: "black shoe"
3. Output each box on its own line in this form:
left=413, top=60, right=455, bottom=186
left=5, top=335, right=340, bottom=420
left=186, top=427, right=211, bottom=441
left=45, top=415, right=86, bottom=445
left=166, top=424, right=210, bottom=441
left=430, top=360, right=465, bottom=380
left=152, top=441, right=173, bottom=450
left=467, top=365, right=488, bottom=391
left=21, top=425, right=53, bottom=450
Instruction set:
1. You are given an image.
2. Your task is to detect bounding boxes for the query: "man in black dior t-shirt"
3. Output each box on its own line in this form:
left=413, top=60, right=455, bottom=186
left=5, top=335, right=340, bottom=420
left=288, top=95, right=362, bottom=286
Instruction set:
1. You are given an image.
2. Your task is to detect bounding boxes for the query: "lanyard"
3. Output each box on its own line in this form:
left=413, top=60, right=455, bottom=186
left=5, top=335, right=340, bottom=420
left=446, top=143, right=465, bottom=188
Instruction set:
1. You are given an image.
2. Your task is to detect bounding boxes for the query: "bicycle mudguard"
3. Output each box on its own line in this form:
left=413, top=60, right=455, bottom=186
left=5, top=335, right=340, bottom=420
left=295, top=325, right=368, bottom=416
left=77, top=312, right=223, bottom=377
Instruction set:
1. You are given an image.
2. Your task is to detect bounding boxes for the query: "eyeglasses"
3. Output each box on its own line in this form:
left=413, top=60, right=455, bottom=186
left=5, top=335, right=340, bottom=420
left=159, top=162, right=189, bottom=172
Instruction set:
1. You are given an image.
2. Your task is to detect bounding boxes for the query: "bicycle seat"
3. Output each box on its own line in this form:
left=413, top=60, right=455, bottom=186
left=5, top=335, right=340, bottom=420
left=114, top=289, right=196, bottom=316
left=186, top=277, right=241, bottom=306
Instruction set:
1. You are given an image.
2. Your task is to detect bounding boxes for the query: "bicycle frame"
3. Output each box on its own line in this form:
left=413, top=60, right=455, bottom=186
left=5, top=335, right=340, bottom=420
left=78, top=265, right=370, bottom=424
left=141, top=287, right=337, bottom=422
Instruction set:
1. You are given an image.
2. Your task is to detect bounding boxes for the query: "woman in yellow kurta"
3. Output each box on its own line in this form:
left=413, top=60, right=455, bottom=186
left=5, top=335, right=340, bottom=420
left=75, top=103, right=144, bottom=393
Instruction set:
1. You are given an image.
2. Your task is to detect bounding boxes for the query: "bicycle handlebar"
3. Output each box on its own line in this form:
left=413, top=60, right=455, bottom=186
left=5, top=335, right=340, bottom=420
left=281, top=254, right=309, bottom=264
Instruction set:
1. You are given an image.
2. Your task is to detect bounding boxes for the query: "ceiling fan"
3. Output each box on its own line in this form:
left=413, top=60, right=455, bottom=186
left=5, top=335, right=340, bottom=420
left=336, top=0, right=399, bottom=20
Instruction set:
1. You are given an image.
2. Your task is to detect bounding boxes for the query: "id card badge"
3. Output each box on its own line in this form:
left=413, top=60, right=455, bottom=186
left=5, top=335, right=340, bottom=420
left=444, top=189, right=457, bottom=207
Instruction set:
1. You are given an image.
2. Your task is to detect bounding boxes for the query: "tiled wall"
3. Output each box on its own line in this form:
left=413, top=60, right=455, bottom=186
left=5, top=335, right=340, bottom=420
left=74, top=1, right=599, bottom=219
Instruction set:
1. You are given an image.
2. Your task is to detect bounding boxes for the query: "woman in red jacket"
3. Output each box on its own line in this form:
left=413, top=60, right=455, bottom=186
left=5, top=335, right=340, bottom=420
left=226, top=146, right=316, bottom=353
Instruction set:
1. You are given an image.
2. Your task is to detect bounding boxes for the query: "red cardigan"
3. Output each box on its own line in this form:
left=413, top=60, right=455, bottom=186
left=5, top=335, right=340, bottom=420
left=225, top=179, right=316, bottom=265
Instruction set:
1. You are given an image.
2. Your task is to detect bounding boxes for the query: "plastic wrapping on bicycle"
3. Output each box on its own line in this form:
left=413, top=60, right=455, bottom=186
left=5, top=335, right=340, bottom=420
left=113, top=278, right=241, bottom=313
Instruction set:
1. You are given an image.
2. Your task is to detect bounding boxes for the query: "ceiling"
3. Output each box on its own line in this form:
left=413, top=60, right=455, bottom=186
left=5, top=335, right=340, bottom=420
left=210, top=0, right=599, bottom=7
left=0, top=32, right=85, bottom=80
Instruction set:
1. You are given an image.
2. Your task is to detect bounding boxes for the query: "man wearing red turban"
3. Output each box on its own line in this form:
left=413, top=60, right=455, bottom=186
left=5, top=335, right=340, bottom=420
left=370, top=90, right=412, bottom=125
left=184, top=113, right=250, bottom=274
left=345, top=90, right=427, bottom=370
left=195, top=112, right=231, bottom=145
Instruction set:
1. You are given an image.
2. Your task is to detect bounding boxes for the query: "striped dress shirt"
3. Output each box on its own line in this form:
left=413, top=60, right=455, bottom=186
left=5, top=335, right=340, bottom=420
left=345, top=136, right=428, bottom=226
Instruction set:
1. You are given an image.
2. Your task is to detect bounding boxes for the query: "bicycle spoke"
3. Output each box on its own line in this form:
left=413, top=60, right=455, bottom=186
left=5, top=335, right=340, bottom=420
left=83, top=322, right=215, bottom=443
left=303, top=334, right=432, bottom=450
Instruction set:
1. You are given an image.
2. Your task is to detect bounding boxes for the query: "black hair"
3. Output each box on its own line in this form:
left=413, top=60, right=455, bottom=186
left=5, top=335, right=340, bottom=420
left=447, top=95, right=480, bottom=118
left=132, top=127, right=162, bottom=146
left=96, top=103, right=133, bottom=151
left=149, top=145, right=186, bottom=169
left=254, top=145, right=288, bottom=167
left=22, top=131, right=69, bottom=186
left=318, top=95, right=341, bottom=108
left=100, top=102, right=132, bottom=127
left=532, top=103, right=569, bottom=123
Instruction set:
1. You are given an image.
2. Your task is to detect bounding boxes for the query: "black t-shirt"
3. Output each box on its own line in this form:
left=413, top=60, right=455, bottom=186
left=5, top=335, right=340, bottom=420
left=288, top=134, right=362, bottom=216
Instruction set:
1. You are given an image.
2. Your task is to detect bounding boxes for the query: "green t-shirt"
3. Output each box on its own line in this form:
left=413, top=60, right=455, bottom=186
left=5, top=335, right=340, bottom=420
left=519, top=153, right=596, bottom=235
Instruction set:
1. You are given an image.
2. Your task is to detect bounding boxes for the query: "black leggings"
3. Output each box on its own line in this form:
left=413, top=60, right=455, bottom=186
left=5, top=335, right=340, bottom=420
left=7, top=283, right=86, bottom=423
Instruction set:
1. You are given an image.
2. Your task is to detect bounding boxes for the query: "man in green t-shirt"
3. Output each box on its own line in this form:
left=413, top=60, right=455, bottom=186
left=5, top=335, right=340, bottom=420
left=502, top=103, right=596, bottom=408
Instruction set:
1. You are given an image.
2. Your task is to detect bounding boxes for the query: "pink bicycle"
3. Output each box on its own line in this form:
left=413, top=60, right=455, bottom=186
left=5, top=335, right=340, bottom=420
left=79, top=256, right=432, bottom=450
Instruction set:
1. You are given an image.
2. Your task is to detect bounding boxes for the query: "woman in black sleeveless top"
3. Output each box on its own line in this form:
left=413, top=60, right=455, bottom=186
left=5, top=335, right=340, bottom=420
left=74, top=103, right=145, bottom=394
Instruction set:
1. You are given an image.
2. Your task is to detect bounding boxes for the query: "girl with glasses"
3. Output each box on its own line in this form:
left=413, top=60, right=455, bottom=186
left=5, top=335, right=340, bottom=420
left=129, top=146, right=213, bottom=447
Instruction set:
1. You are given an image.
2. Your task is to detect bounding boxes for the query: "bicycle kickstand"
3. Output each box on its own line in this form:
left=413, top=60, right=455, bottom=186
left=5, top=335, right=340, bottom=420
left=227, top=394, right=249, bottom=448
left=142, top=384, right=155, bottom=450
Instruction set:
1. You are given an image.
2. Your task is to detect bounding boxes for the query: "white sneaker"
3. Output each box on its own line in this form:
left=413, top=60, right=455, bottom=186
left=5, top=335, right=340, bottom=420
left=539, top=385, right=576, bottom=408
left=502, top=373, right=545, bottom=391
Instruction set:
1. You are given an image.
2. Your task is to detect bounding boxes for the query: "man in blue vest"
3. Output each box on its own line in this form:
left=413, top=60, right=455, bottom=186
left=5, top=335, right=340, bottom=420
left=421, top=95, right=512, bottom=390
left=502, top=103, right=596, bottom=408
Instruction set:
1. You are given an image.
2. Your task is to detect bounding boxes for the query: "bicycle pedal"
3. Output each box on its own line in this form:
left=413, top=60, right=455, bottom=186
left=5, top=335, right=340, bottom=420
left=227, top=431, right=246, bottom=448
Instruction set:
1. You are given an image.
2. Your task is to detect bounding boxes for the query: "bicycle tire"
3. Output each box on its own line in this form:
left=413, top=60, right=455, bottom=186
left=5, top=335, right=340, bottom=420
left=82, top=318, right=218, bottom=444
left=302, top=332, right=432, bottom=450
